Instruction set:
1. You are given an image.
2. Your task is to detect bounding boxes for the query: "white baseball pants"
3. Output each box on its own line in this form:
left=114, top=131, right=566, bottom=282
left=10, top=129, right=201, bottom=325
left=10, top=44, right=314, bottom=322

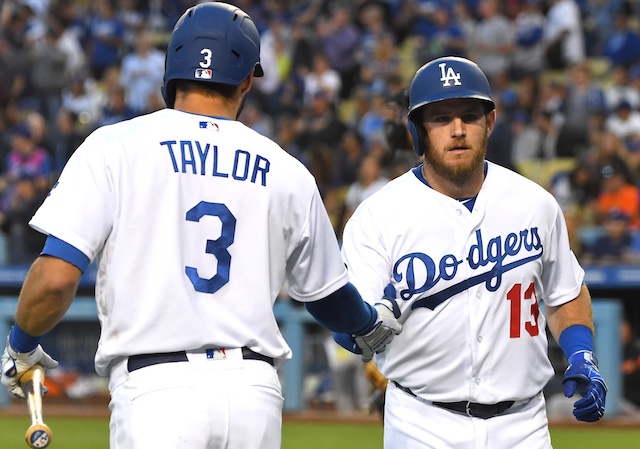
left=108, top=348, right=283, bottom=449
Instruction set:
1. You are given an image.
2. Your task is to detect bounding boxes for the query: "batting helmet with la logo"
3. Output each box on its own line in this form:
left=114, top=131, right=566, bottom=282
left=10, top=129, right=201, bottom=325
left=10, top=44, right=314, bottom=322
left=407, top=56, right=495, bottom=155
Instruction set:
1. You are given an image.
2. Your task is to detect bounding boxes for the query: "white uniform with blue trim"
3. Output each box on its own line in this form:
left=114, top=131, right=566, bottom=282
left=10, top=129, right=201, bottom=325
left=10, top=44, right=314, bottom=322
left=341, top=161, right=585, bottom=449
left=31, top=108, right=349, bottom=375
left=29, top=108, right=352, bottom=449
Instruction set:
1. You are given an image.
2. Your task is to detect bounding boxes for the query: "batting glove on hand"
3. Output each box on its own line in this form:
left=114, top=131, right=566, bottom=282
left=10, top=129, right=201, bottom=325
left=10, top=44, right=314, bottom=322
left=563, top=350, right=607, bottom=422
left=1, top=338, right=58, bottom=399
left=353, top=298, right=403, bottom=362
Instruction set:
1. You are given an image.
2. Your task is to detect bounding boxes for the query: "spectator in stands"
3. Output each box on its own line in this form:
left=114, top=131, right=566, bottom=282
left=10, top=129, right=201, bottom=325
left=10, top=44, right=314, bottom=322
left=511, top=110, right=541, bottom=166
left=358, top=32, right=401, bottom=97
left=118, top=30, right=165, bottom=116
left=0, top=125, right=52, bottom=202
left=511, top=0, right=546, bottom=80
left=567, top=159, right=601, bottom=218
left=605, top=100, right=640, bottom=145
left=580, top=208, right=638, bottom=265
left=47, top=11, right=86, bottom=79
left=357, top=1, right=392, bottom=68
left=595, top=162, right=640, bottom=229
left=603, top=65, right=640, bottom=112
left=0, top=33, right=26, bottom=114
left=295, top=90, right=347, bottom=152
left=51, top=108, right=84, bottom=175
left=357, top=90, right=388, bottom=150
left=420, top=4, right=467, bottom=60
left=452, top=1, right=477, bottom=44
left=533, top=109, right=586, bottom=159
left=593, top=129, right=632, bottom=170
left=602, top=10, right=640, bottom=68
left=317, top=5, right=361, bottom=100
left=583, top=0, right=627, bottom=56
left=290, top=22, right=314, bottom=75
left=340, top=154, right=389, bottom=235
left=117, top=0, right=149, bottom=51
left=621, top=317, right=640, bottom=408
left=470, top=0, right=515, bottom=83
left=85, top=0, right=125, bottom=81
left=563, top=63, right=607, bottom=144
left=543, top=0, right=585, bottom=69
left=98, top=86, right=136, bottom=127
left=0, top=124, right=52, bottom=265
left=486, top=97, right=516, bottom=172
left=60, top=73, right=104, bottom=131
left=334, top=129, right=365, bottom=189
left=302, top=52, right=341, bottom=107
left=26, top=24, right=68, bottom=123
left=0, top=172, right=48, bottom=265
left=240, top=100, right=275, bottom=141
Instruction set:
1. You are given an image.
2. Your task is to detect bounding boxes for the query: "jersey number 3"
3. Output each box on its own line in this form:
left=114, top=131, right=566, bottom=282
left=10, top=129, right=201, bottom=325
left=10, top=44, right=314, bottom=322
left=185, top=201, right=236, bottom=294
left=506, top=283, right=540, bottom=338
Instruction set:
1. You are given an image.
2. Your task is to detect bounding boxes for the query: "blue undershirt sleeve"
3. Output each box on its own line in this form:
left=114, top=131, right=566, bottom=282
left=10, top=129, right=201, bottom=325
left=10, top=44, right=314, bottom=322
left=305, top=283, right=376, bottom=334
left=41, top=235, right=91, bottom=273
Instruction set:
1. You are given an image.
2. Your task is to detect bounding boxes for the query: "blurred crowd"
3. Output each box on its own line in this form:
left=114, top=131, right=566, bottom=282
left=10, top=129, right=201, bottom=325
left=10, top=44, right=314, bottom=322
left=3, top=0, right=640, bottom=266
left=2, top=0, right=640, bottom=414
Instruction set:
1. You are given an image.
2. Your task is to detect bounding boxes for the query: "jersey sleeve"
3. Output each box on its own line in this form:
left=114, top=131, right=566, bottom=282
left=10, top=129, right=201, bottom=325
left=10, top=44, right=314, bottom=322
left=29, top=129, right=117, bottom=262
left=340, top=208, right=391, bottom=305
left=285, top=186, right=348, bottom=302
left=540, top=201, right=585, bottom=307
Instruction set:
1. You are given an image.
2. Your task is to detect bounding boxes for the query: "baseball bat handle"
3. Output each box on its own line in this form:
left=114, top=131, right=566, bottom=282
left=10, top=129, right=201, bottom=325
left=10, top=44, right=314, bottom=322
left=20, top=364, right=52, bottom=448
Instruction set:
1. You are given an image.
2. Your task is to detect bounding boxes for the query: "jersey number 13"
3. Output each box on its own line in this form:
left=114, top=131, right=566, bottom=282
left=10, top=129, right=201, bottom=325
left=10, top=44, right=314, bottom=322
left=506, top=282, right=540, bottom=338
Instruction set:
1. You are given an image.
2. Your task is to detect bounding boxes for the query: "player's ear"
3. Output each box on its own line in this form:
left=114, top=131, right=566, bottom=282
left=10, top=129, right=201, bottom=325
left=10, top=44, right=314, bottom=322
left=239, top=73, right=253, bottom=97
left=485, top=108, right=497, bottom=137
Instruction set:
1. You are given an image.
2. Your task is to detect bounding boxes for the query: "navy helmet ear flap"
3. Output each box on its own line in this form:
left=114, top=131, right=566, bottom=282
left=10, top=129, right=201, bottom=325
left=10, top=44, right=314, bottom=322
left=407, top=119, right=425, bottom=156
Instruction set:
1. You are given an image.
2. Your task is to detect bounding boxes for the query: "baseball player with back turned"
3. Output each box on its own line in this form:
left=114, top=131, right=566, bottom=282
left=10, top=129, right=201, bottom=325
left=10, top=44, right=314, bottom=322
left=0, top=3, right=402, bottom=449
left=334, top=56, right=607, bottom=449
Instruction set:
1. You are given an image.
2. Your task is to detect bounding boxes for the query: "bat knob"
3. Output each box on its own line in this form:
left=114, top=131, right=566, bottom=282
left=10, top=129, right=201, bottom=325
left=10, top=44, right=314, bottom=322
left=25, top=423, right=52, bottom=448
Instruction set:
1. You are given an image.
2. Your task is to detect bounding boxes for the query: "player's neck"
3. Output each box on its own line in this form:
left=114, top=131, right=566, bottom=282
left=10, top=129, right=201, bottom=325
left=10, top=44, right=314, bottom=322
left=174, top=95, right=240, bottom=120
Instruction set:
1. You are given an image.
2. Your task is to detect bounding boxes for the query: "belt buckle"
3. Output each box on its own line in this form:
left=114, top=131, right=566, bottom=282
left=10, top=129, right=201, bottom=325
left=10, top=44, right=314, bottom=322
left=465, top=401, right=472, bottom=417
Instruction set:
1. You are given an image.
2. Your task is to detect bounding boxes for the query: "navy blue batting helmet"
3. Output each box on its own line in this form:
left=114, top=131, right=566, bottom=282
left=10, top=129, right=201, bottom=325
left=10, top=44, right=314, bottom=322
left=407, top=56, right=495, bottom=155
left=161, top=2, right=264, bottom=108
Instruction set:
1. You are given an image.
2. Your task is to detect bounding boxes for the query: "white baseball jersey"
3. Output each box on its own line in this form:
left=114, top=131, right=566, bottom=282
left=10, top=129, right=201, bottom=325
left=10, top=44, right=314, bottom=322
left=341, top=161, right=584, bottom=404
left=30, top=108, right=349, bottom=376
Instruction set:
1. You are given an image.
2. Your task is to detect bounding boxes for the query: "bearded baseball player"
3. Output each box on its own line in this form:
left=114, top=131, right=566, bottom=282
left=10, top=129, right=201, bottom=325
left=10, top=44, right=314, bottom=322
left=0, top=3, right=402, bottom=448
left=335, top=56, right=607, bottom=449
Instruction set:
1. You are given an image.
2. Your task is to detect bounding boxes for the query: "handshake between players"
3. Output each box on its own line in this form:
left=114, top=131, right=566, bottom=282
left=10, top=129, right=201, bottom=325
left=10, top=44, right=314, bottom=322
left=335, top=293, right=402, bottom=362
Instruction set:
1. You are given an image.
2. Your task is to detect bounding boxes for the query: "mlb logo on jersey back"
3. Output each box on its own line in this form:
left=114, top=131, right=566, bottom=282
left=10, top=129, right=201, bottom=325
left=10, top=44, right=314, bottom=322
left=199, top=121, right=220, bottom=130
left=195, top=68, right=213, bottom=79
left=439, top=63, right=461, bottom=87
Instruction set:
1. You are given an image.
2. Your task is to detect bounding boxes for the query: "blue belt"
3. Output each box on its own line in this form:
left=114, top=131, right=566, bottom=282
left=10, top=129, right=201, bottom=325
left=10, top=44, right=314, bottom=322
left=128, top=347, right=274, bottom=371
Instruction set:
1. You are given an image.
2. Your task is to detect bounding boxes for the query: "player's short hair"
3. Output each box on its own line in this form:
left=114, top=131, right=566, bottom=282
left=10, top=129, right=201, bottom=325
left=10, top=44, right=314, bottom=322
left=174, top=79, right=240, bottom=102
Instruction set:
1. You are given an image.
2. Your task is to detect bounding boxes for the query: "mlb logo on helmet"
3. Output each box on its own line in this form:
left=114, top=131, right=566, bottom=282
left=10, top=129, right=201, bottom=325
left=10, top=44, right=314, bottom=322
left=195, top=68, right=213, bottom=79
left=439, top=63, right=461, bottom=87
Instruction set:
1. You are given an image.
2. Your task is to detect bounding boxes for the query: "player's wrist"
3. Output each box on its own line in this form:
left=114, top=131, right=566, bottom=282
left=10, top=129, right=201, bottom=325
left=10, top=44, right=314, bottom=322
left=559, top=324, right=594, bottom=361
left=353, top=303, right=378, bottom=336
left=8, top=324, right=42, bottom=354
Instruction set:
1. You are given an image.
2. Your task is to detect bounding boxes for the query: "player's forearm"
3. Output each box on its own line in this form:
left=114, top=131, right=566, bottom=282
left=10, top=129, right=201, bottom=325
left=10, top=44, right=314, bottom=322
left=15, top=256, right=81, bottom=336
left=545, top=284, right=594, bottom=343
left=305, top=283, right=376, bottom=334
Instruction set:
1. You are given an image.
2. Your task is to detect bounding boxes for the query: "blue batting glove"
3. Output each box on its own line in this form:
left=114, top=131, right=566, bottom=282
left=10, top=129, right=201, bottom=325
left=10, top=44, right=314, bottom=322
left=563, top=350, right=607, bottom=422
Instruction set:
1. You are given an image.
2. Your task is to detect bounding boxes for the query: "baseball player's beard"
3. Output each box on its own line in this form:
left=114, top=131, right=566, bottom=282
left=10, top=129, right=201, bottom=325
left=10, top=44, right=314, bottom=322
left=423, top=132, right=488, bottom=182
